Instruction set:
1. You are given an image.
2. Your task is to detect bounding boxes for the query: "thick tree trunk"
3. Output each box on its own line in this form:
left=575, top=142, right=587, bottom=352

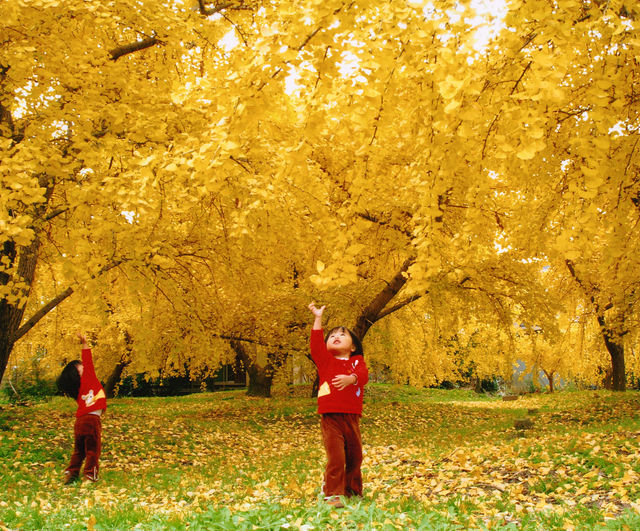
left=246, top=364, right=273, bottom=397
left=104, top=360, right=129, bottom=398
left=353, top=257, right=414, bottom=340
left=565, top=260, right=627, bottom=392
left=603, top=338, right=625, bottom=391
left=230, top=339, right=273, bottom=397
left=608, top=345, right=626, bottom=392
left=0, top=335, right=15, bottom=390
left=0, top=237, right=41, bottom=384
left=597, top=315, right=626, bottom=391
left=0, top=176, right=56, bottom=384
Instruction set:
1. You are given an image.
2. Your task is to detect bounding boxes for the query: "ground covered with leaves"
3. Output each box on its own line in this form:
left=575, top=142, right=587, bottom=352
left=1, top=385, right=639, bottom=530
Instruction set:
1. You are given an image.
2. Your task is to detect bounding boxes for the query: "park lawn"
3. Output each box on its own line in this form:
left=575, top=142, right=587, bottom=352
left=0, top=385, right=639, bottom=530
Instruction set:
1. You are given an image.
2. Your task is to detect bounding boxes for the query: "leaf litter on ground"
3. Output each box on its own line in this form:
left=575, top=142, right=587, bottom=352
left=0, top=385, right=639, bottom=530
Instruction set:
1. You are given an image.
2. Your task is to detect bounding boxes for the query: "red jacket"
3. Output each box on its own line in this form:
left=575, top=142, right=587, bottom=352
left=310, top=329, right=368, bottom=415
left=76, top=348, right=107, bottom=417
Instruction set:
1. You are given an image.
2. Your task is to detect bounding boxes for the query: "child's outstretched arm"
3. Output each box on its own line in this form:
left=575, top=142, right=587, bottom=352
left=309, top=302, right=325, bottom=330
left=77, top=332, right=96, bottom=376
left=309, top=303, right=329, bottom=367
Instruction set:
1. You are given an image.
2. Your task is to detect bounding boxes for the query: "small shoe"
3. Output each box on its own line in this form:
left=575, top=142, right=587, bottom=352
left=63, top=472, right=79, bottom=485
left=325, top=496, right=345, bottom=508
left=83, top=467, right=99, bottom=483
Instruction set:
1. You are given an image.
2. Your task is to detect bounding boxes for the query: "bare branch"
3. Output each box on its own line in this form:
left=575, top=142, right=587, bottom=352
left=510, top=61, right=532, bottom=95
left=298, top=27, right=323, bottom=51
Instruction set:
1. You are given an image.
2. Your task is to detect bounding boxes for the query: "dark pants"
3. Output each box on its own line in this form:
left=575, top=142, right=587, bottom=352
left=65, top=414, right=102, bottom=481
left=320, top=413, right=363, bottom=497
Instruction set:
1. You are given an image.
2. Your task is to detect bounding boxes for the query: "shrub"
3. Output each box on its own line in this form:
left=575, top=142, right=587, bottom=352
left=1, top=346, right=57, bottom=404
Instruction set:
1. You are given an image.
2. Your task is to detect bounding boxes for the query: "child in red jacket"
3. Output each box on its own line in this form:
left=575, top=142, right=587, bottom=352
left=308, top=302, right=369, bottom=508
left=56, top=333, right=107, bottom=484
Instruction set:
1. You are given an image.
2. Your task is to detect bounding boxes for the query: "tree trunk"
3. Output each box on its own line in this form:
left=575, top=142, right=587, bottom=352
left=565, top=261, right=627, bottom=392
left=597, top=315, right=626, bottom=391
left=246, top=363, right=273, bottom=397
left=0, top=176, right=55, bottom=384
left=604, top=340, right=625, bottom=391
left=353, top=257, right=414, bottom=340
left=543, top=370, right=555, bottom=393
left=104, top=360, right=129, bottom=398
left=0, top=236, right=41, bottom=384
left=230, top=339, right=273, bottom=397
left=305, top=257, right=416, bottom=398
left=0, top=335, right=15, bottom=391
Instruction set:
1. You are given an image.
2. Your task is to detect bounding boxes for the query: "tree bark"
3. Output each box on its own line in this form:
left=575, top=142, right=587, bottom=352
left=109, top=37, right=161, bottom=61
left=565, top=260, right=627, bottom=391
left=104, top=360, right=129, bottom=398
left=230, top=339, right=273, bottom=397
left=0, top=178, right=55, bottom=384
left=353, top=257, right=415, bottom=340
left=543, top=370, right=555, bottom=393
left=597, top=315, right=626, bottom=391
left=246, top=363, right=273, bottom=397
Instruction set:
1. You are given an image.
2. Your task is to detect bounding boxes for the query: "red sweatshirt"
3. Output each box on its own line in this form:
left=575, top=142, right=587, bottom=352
left=310, top=329, right=369, bottom=415
left=76, top=348, right=107, bottom=418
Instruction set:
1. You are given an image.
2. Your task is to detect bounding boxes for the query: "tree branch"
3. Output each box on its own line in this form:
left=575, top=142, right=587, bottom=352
left=376, top=294, right=423, bottom=320
left=12, top=287, right=74, bottom=342
left=12, top=259, right=124, bottom=342
left=375, top=275, right=471, bottom=321
left=44, top=206, right=69, bottom=222
left=354, top=256, right=415, bottom=338
left=356, top=211, right=414, bottom=238
left=510, top=61, right=532, bottom=95
left=109, top=37, right=162, bottom=61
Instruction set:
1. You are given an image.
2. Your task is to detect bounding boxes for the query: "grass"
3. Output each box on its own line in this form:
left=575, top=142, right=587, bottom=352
left=0, top=384, right=639, bottom=530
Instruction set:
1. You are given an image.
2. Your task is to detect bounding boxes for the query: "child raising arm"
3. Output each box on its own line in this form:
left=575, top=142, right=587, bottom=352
left=57, top=333, right=107, bottom=484
left=308, top=302, right=369, bottom=507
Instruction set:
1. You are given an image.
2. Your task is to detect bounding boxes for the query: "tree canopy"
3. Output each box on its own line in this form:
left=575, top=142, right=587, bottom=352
left=1, top=0, right=639, bottom=391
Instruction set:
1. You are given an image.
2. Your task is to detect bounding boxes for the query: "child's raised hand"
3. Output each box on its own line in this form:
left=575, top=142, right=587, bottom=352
left=309, top=302, right=325, bottom=317
left=76, top=332, right=88, bottom=346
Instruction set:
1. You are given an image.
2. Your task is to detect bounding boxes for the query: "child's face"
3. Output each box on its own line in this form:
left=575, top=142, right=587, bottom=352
left=77, top=363, right=84, bottom=377
left=326, top=328, right=356, bottom=357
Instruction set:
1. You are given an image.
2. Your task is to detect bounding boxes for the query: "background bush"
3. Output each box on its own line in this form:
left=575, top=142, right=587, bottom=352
left=1, top=346, right=57, bottom=404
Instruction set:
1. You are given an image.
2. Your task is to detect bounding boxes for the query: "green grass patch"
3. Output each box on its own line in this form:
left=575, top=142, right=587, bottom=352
left=1, top=385, right=639, bottom=530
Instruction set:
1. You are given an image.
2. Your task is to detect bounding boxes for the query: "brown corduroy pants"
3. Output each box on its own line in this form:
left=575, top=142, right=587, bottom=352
left=320, top=413, right=363, bottom=497
left=65, top=413, right=102, bottom=481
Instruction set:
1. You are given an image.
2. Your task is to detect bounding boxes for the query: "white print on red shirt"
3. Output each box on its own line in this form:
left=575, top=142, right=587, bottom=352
left=81, top=389, right=105, bottom=407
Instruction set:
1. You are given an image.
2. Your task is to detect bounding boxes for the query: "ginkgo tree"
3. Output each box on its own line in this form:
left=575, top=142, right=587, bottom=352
left=3, top=0, right=640, bottom=393
left=484, top=0, right=640, bottom=390
left=0, top=0, right=278, bottom=385
left=274, top=0, right=640, bottom=389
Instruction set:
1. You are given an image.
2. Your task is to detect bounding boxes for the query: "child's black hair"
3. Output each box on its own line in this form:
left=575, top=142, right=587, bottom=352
left=57, top=360, right=81, bottom=398
left=325, top=326, right=364, bottom=358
